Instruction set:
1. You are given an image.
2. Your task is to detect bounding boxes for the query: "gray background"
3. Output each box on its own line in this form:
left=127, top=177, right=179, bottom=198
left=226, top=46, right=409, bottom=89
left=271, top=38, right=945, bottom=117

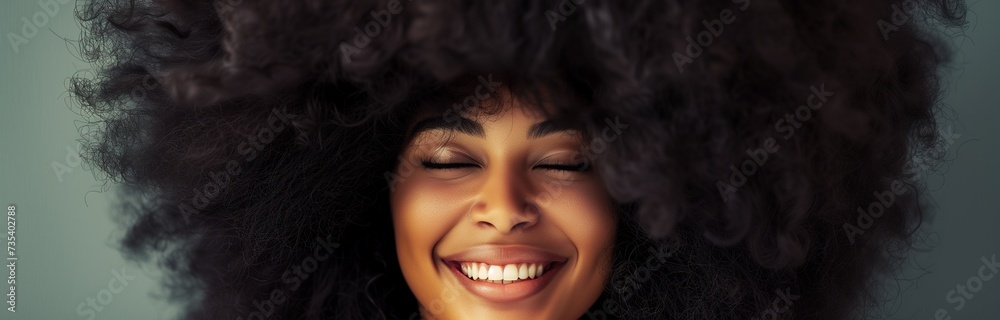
left=0, top=1, right=997, bottom=319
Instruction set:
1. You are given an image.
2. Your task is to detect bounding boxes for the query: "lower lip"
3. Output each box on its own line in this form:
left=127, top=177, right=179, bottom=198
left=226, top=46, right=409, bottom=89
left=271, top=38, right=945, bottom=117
left=445, top=261, right=563, bottom=303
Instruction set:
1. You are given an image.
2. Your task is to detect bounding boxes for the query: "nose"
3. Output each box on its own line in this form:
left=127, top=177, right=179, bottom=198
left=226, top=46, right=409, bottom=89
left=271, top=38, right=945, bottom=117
left=470, top=164, right=539, bottom=233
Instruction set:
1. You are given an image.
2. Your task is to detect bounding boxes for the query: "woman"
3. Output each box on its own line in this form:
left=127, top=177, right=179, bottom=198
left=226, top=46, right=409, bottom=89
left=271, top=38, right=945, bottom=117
left=73, top=0, right=966, bottom=319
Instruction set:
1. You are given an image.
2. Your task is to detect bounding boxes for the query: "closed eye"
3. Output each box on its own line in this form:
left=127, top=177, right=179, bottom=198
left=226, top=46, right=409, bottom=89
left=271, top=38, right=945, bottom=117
left=421, top=161, right=479, bottom=170
left=536, top=163, right=590, bottom=172
left=422, top=162, right=589, bottom=172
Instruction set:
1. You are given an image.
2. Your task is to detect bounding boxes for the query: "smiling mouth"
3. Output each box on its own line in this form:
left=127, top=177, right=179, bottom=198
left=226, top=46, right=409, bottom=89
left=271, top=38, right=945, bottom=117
left=442, top=259, right=565, bottom=302
left=448, top=261, right=554, bottom=284
left=439, top=245, right=568, bottom=302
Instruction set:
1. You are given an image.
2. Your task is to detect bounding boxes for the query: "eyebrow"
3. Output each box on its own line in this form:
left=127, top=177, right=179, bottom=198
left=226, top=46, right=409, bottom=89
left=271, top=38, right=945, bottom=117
left=526, top=119, right=575, bottom=139
left=407, top=116, right=574, bottom=139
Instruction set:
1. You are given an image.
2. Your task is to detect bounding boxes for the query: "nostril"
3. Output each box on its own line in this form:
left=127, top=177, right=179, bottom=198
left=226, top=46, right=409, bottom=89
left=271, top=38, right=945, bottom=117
left=477, top=221, right=496, bottom=229
left=512, top=220, right=532, bottom=230
left=470, top=200, right=539, bottom=232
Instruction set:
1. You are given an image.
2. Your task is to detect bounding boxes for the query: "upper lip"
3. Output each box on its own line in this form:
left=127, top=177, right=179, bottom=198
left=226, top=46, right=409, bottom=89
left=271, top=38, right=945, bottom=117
left=440, top=245, right=568, bottom=265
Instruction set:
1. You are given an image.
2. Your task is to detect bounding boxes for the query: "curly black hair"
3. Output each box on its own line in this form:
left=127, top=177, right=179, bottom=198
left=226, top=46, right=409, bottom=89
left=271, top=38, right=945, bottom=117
left=71, top=0, right=967, bottom=319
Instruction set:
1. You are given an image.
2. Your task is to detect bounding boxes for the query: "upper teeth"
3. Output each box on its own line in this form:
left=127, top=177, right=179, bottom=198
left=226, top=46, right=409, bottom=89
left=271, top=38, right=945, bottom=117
left=459, top=262, right=546, bottom=283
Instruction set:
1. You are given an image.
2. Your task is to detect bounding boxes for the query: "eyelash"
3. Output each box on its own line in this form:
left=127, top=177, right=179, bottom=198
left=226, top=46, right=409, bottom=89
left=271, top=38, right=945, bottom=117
left=420, top=161, right=477, bottom=170
left=420, top=161, right=590, bottom=172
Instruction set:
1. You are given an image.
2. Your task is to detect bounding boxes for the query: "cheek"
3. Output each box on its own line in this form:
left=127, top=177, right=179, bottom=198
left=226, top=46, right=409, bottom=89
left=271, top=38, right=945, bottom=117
left=390, top=177, right=470, bottom=308
left=541, top=181, right=617, bottom=312
left=390, top=176, right=472, bottom=267
left=542, top=180, right=616, bottom=270
left=544, top=182, right=617, bottom=249
left=393, top=182, right=446, bottom=251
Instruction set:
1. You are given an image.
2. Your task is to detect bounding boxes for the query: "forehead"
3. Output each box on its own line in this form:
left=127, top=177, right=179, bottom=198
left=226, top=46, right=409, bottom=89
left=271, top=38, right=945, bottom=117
left=406, top=103, right=578, bottom=140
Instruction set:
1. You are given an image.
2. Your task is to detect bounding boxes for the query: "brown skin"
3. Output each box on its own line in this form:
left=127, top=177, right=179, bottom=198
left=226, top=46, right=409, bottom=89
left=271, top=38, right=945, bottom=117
left=390, top=97, right=617, bottom=319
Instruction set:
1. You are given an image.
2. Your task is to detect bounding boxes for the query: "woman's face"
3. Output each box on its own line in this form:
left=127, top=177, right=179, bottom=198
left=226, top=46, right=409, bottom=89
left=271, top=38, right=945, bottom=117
left=390, top=97, right=617, bottom=319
